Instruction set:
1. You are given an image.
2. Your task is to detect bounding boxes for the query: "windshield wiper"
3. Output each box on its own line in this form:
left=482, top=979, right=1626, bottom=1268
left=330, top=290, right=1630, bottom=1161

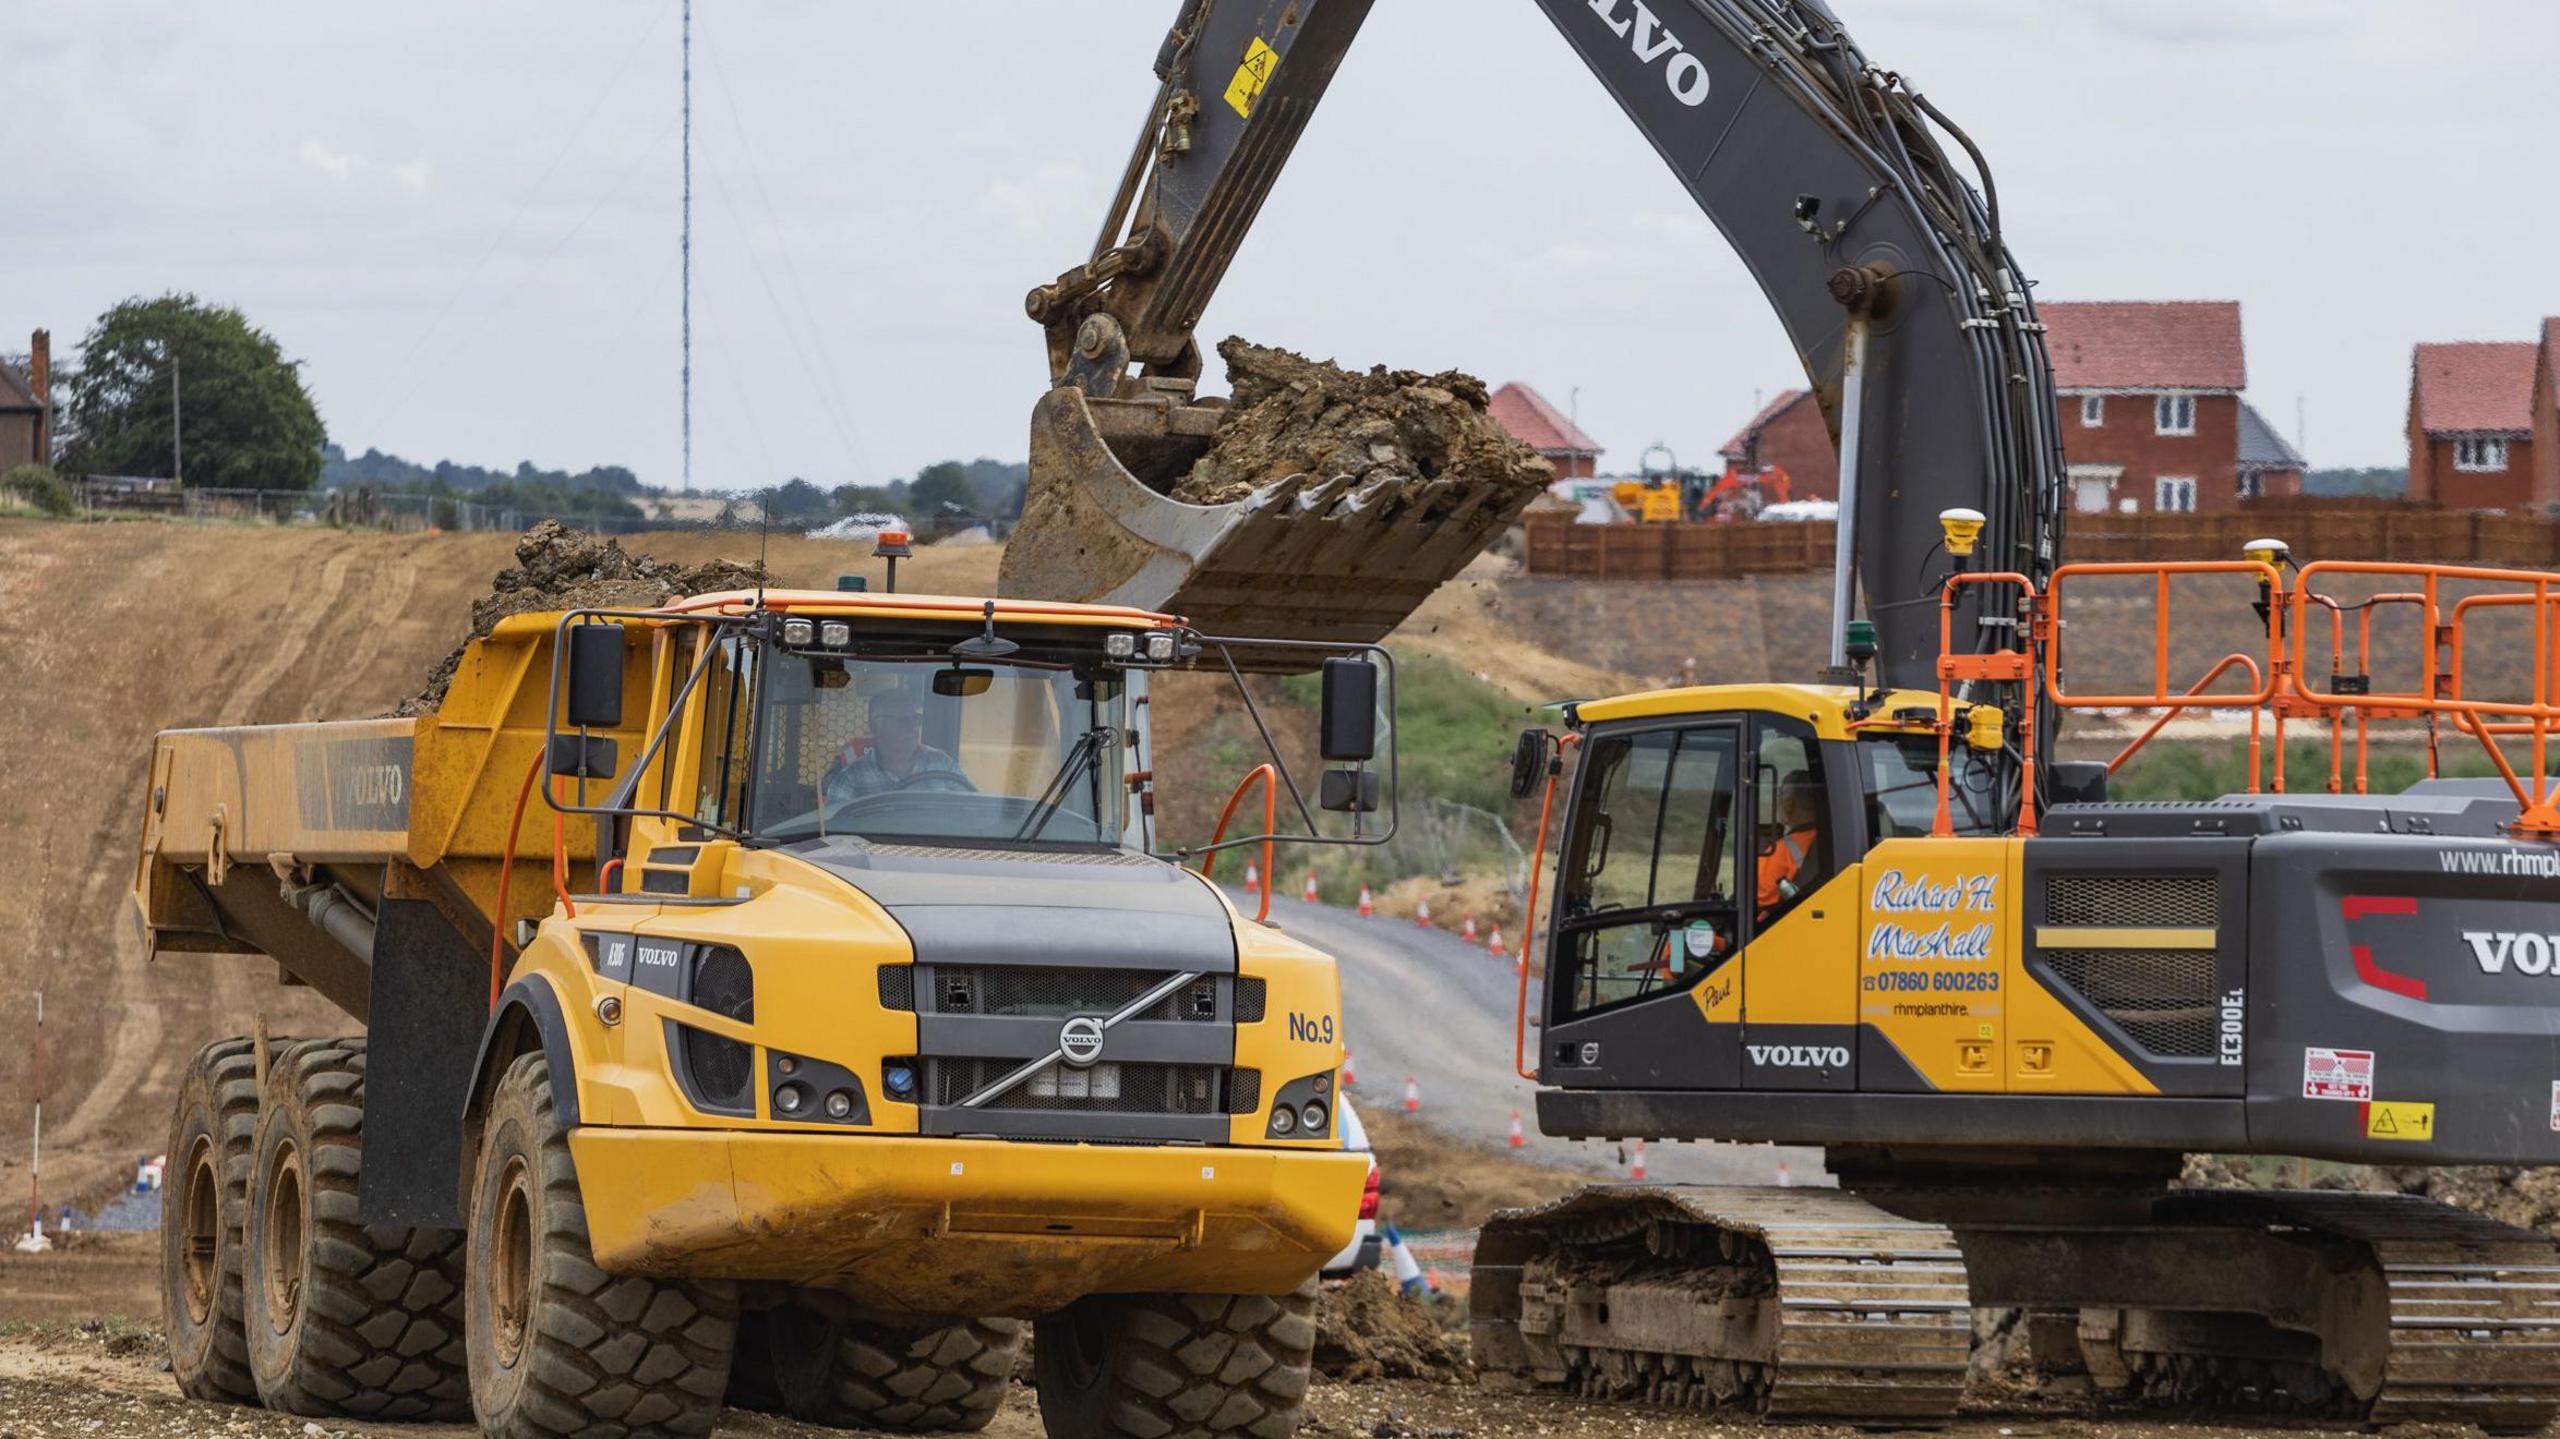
left=1013, top=726, right=1116, bottom=842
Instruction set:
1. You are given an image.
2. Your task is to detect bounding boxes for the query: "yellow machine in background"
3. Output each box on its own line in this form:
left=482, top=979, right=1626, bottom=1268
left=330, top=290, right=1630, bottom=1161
left=137, top=577, right=1387, bottom=1439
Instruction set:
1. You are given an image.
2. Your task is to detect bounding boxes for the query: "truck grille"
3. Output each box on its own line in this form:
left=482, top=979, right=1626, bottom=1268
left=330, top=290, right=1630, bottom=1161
left=2046, top=874, right=2217, bottom=927
left=2038, top=947, right=2218, bottom=1058
left=930, top=966, right=1222, bottom=1023
left=926, top=1058, right=1255, bottom=1115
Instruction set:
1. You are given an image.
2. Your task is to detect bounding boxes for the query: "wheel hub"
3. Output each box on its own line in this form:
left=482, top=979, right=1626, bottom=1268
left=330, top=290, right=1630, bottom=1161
left=260, top=1142, right=305, bottom=1335
left=180, top=1138, right=220, bottom=1327
left=491, top=1156, right=535, bottom=1370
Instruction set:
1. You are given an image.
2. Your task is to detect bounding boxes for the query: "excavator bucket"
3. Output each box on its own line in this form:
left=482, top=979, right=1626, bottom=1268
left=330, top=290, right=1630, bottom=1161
left=1001, top=386, right=1542, bottom=670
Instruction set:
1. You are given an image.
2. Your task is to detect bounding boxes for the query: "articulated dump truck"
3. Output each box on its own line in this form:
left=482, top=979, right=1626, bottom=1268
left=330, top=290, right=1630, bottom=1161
left=135, top=581, right=1389, bottom=1439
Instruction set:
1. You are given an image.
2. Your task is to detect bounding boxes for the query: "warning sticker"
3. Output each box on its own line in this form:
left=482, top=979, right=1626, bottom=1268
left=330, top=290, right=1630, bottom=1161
left=1224, top=36, right=1279, bottom=118
left=2364, top=1100, right=2435, bottom=1142
left=2303, top=1047, right=2374, bottom=1101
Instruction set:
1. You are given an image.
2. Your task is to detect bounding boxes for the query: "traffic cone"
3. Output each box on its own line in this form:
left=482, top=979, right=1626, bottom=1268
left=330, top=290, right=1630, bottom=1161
left=1488, top=925, right=1507, bottom=958
left=1341, top=1051, right=1357, bottom=1089
left=1631, top=1138, right=1648, bottom=1182
left=1777, top=1156, right=1793, bottom=1188
left=1302, top=870, right=1319, bottom=903
left=1387, top=1225, right=1425, bottom=1296
left=1461, top=914, right=1479, bottom=943
left=1403, top=1076, right=1420, bottom=1113
left=1243, top=861, right=1259, bottom=895
left=1507, top=1110, right=1526, bottom=1149
left=1415, top=898, right=1433, bottom=929
left=1425, top=1265, right=1445, bottom=1294
left=1357, top=885, right=1374, bottom=919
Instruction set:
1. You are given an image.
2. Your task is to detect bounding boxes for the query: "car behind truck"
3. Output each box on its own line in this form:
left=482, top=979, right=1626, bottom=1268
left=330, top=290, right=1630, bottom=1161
left=135, top=579, right=1388, bottom=1439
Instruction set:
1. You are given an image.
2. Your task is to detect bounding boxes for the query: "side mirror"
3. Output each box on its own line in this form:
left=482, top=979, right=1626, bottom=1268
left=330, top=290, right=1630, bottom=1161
left=1509, top=728, right=1554, bottom=800
left=548, top=734, right=619, bottom=780
left=564, top=623, right=624, bottom=730
left=934, top=666, right=995, bottom=698
left=1318, top=656, right=1378, bottom=762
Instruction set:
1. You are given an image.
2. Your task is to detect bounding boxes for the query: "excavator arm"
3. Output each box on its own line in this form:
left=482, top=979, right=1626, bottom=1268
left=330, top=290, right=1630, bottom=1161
left=1010, top=0, right=2064, bottom=692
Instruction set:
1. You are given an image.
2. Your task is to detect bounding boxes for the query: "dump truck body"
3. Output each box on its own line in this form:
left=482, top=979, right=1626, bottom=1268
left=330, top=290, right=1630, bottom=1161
left=139, top=585, right=1374, bottom=1435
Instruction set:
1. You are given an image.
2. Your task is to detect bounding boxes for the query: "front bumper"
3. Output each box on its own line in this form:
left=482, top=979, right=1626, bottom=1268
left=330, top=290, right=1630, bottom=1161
left=569, top=1128, right=1368, bottom=1317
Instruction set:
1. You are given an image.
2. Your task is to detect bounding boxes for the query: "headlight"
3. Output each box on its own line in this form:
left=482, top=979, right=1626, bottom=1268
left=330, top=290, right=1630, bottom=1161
left=819, top=620, right=851, bottom=647
left=781, top=618, right=815, bottom=646
left=1301, top=1102, right=1328, bottom=1134
left=1144, top=632, right=1177, bottom=663
left=1270, top=1105, right=1297, bottom=1135
left=1105, top=631, right=1137, bottom=661
left=774, top=1083, right=806, bottom=1115
left=824, top=1089, right=856, bottom=1119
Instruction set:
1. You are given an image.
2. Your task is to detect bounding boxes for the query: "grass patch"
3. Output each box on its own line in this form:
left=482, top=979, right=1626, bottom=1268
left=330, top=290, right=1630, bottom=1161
left=2109, top=737, right=2502, bottom=803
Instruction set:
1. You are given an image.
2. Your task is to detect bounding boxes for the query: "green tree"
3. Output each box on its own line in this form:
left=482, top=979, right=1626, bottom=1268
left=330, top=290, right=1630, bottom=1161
left=908, top=461, right=975, bottom=518
left=59, top=294, right=327, bottom=490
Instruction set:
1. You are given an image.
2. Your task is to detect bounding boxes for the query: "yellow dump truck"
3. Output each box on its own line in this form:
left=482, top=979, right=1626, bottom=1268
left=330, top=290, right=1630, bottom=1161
left=136, top=575, right=1389, bottom=1439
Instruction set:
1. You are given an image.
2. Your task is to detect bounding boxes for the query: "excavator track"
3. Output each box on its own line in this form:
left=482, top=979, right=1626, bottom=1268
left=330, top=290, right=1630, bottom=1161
left=2143, top=1190, right=2560, bottom=1434
left=1471, top=1186, right=1971, bottom=1426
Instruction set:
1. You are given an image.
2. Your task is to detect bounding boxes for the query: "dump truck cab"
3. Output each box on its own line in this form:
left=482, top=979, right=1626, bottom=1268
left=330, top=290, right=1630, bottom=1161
left=136, top=580, right=1381, bottom=1437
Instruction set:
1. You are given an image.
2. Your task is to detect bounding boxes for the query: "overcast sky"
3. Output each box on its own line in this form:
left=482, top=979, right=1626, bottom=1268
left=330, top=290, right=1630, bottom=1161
left=8, top=2, right=2556, bottom=488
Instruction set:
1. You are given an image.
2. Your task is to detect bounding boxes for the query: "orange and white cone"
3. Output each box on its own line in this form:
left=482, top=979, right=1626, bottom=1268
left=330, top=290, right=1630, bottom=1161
left=1242, top=861, right=1259, bottom=895
left=1415, top=899, right=1433, bottom=929
left=1302, top=870, right=1319, bottom=903
left=1507, top=1110, right=1526, bottom=1149
left=1341, top=1051, right=1357, bottom=1089
left=1777, top=1156, right=1793, bottom=1188
left=1631, top=1138, right=1648, bottom=1182
left=1461, top=914, right=1479, bottom=943
left=1403, top=1076, right=1420, bottom=1113
left=1356, top=885, right=1374, bottom=919
left=1488, top=925, right=1507, bottom=958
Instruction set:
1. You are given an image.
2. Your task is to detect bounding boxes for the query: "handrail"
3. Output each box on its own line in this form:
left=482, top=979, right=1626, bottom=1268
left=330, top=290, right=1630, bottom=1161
left=1201, top=764, right=1279, bottom=924
left=2108, top=652, right=2265, bottom=783
left=1920, top=556, right=2560, bottom=837
left=1514, top=734, right=1581, bottom=1085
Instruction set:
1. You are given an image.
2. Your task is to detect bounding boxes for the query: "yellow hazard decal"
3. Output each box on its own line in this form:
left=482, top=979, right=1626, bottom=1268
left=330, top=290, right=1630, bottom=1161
left=2364, top=1100, right=2435, bottom=1141
left=1224, top=36, right=1279, bottom=118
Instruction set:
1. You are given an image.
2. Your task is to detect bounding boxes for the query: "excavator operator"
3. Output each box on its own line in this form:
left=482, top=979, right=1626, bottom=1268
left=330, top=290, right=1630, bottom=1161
left=1756, top=770, right=1826, bottom=919
left=825, top=687, right=965, bottom=804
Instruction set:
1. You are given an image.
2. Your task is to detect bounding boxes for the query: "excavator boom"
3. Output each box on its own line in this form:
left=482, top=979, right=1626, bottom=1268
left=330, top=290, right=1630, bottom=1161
left=1008, top=0, right=2065, bottom=686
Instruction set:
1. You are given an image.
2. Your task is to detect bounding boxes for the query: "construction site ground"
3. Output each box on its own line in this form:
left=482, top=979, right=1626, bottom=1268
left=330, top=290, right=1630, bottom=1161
left=2, top=517, right=2552, bottom=1436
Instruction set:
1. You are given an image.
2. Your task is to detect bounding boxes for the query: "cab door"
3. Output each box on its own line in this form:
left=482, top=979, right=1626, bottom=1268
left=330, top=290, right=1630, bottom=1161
left=1737, top=716, right=1862, bottom=1091
left=1539, top=720, right=1747, bottom=1090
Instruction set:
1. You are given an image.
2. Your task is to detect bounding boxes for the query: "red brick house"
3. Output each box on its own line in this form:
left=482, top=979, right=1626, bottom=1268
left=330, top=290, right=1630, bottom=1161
left=0, top=330, right=51, bottom=472
left=1487, top=382, right=1601, bottom=479
left=2407, top=341, right=2538, bottom=511
left=2042, top=301, right=2295, bottom=514
left=1717, top=388, right=1840, bottom=500
left=2539, top=319, right=2560, bottom=511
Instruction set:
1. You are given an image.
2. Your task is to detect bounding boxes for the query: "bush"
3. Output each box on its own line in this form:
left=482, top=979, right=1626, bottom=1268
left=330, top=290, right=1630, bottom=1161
left=0, top=464, right=73, bottom=517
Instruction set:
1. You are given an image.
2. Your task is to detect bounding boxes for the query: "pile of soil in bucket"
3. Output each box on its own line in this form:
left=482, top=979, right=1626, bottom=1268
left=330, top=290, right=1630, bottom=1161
left=395, top=521, right=764, bottom=715
left=1169, top=338, right=1553, bottom=507
left=1313, top=1270, right=1471, bottom=1384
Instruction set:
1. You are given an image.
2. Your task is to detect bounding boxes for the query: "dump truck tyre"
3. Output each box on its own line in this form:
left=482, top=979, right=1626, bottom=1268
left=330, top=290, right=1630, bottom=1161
left=1031, top=1284, right=1317, bottom=1439
left=465, top=1051, right=736, bottom=1439
left=768, top=1303, right=1024, bottom=1432
left=243, top=1038, right=470, bottom=1420
left=164, top=1037, right=260, bottom=1404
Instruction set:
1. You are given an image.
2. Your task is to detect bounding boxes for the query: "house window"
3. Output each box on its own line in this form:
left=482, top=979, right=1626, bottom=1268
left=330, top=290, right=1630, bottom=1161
left=2237, top=471, right=2264, bottom=501
left=2080, top=395, right=2105, bottom=428
left=2455, top=437, right=2510, bottom=472
left=2155, top=394, right=2196, bottom=436
left=2155, top=477, right=2197, bottom=513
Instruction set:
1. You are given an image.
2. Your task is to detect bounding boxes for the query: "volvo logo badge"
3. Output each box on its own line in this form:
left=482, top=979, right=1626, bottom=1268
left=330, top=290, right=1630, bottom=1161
left=1059, top=1016, right=1107, bottom=1068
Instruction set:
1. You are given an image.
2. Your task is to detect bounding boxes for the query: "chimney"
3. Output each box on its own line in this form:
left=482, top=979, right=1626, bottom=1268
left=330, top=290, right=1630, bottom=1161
left=28, top=329, right=50, bottom=465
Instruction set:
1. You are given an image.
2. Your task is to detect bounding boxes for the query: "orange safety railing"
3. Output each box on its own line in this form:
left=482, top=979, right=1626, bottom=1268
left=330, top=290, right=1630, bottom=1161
left=1928, top=557, right=2560, bottom=838
left=1513, top=733, right=1581, bottom=1084
left=1201, top=765, right=1279, bottom=924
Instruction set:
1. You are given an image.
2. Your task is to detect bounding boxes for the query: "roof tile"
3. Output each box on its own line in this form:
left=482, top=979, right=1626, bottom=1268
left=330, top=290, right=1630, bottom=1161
left=1487, top=382, right=1600, bottom=458
left=2411, top=341, right=2536, bottom=435
left=2041, top=300, right=2246, bottom=391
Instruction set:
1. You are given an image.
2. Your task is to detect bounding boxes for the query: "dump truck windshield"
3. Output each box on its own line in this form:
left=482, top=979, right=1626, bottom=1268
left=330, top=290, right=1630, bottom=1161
left=709, top=640, right=1131, bottom=848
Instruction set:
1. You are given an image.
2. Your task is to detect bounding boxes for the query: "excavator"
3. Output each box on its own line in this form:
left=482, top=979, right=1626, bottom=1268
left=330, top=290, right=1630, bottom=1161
left=1014, top=0, right=2560, bottom=1431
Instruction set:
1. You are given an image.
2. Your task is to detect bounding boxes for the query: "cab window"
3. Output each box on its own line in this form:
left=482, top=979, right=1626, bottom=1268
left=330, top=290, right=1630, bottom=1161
left=1752, top=722, right=1829, bottom=924
left=1553, top=725, right=1740, bottom=1020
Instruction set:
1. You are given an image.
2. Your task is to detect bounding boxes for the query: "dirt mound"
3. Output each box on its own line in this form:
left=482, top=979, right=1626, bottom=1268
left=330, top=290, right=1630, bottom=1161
left=1314, top=1270, right=1470, bottom=1383
left=397, top=521, right=765, bottom=714
left=2373, top=1166, right=2560, bottom=1232
left=1362, top=1111, right=1587, bottom=1231
left=1170, top=339, right=1552, bottom=506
